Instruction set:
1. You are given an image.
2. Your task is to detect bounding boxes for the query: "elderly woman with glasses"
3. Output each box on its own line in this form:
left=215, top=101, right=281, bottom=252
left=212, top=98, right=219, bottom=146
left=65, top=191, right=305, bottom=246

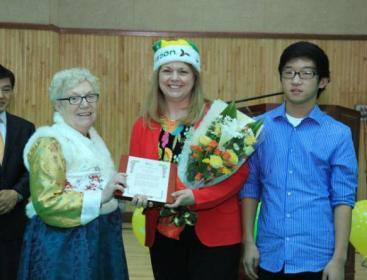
left=17, top=68, right=129, bottom=280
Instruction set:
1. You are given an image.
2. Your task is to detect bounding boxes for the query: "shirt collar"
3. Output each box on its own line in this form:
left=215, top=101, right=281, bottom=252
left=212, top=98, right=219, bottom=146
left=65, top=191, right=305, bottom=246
left=270, top=102, right=324, bottom=125
left=0, top=111, right=6, bottom=125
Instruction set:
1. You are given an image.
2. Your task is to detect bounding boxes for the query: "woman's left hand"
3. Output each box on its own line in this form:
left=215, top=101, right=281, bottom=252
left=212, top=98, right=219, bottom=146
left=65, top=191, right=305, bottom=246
left=165, top=189, right=195, bottom=208
left=102, top=172, right=127, bottom=204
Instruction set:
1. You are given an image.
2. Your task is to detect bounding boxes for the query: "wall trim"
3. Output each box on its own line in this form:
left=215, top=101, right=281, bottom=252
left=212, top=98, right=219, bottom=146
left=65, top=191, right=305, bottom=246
left=1, top=22, right=367, bottom=40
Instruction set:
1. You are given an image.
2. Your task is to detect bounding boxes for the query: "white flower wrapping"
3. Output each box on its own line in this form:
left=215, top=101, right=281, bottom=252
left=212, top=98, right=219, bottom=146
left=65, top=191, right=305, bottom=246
left=178, top=99, right=263, bottom=189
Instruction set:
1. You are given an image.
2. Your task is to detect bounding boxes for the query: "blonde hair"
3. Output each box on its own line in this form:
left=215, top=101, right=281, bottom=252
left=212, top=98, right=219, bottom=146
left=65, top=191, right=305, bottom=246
left=142, top=64, right=205, bottom=127
left=48, top=68, right=99, bottom=105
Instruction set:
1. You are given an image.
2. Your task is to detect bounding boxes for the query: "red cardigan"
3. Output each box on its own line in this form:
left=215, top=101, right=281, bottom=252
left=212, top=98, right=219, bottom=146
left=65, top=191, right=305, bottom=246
left=129, top=117, right=249, bottom=247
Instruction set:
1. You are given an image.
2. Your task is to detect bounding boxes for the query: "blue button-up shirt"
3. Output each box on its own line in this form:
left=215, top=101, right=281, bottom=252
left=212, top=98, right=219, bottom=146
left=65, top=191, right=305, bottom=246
left=240, top=103, right=358, bottom=273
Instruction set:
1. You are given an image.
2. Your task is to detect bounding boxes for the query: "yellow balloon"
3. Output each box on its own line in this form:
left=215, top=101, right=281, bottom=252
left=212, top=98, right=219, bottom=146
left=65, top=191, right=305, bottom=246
left=132, top=208, right=147, bottom=248
left=350, top=200, right=367, bottom=256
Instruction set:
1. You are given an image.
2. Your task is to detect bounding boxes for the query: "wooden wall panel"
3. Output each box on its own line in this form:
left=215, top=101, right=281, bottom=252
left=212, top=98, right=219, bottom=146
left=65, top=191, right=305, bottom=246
left=0, top=29, right=366, bottom=198
left=118, top=36, right=155, bottom=157
left=59, top=33, right=124, bottom=160
left=0, top=28, right=58, bottom=125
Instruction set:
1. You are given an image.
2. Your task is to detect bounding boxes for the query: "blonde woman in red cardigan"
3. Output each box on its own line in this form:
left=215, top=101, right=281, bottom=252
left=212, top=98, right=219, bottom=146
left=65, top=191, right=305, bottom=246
left=129, top=39, right=249, bottom=280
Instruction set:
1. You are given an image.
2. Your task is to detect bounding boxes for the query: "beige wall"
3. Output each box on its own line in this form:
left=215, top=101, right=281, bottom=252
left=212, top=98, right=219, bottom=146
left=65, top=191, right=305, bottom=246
left=1, top=0, right=367, bottom=34
left=0, top=0, right=51, bottom=24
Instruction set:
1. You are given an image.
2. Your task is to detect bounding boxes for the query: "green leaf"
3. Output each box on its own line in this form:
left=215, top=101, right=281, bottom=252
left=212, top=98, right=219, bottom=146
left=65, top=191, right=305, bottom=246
left=160, top=207, right=175, bottom=217
left=220, top=101, right=237, bottom=119
left=248, top=118, right=264, bottom=135
left=173, top=216, right=184, bottom=226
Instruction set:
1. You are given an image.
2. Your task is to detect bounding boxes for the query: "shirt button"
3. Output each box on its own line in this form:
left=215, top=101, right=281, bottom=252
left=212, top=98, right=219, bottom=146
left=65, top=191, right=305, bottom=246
left=287, top=192, right=292, bottom=196
left=286, top=213, right=291, bottom=218
left=289, top=170, right=293, bottom=174
left=286, top=237, right=290, bottom=241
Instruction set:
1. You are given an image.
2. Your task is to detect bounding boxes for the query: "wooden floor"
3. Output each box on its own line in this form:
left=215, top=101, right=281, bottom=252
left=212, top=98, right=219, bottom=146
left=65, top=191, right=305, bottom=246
left=122, top=224, right=367, bottom=280
left=123, top=224, right=153, bottom=279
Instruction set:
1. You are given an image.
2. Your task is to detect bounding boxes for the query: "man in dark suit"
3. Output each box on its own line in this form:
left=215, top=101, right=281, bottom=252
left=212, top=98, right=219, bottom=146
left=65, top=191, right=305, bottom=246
left=0, top=64, right=35, bottom=280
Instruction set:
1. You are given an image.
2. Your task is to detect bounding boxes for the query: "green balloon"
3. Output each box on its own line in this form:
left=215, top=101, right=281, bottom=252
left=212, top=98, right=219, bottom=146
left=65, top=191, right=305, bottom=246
left=350, top=200, right=367, bottom=256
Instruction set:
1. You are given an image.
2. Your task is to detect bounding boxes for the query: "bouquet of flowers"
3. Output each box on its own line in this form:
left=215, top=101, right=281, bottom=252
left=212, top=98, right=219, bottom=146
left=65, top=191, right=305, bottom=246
left=178, top=99, right=263, bottom=188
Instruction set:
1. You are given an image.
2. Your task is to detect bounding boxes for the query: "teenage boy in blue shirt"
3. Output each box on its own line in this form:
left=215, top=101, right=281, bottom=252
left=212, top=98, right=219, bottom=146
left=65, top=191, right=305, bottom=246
left=241, top=41, right=358, bottom=280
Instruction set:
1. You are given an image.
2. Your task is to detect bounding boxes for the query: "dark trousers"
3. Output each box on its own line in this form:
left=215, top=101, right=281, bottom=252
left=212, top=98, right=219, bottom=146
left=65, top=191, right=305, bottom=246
left=259, top=266, right=323, bottom=280
left=150, top=227, right=241, bottom=280
left=0, top=239, right=22, bottom=280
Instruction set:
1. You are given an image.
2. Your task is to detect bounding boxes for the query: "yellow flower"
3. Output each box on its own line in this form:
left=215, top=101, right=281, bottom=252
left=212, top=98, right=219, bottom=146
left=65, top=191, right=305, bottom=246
left=226, top=149, right=239, bottom=165
left=199, top=135, right=212, bottom=146
left=213, top=123, right=221, bottom=136
left=209, top=155, right=223, bottom=169
left=202, top=158, right=210, bottom=164
left=244, top=134, right=256, bottom=146
left=221, top=167, right=232, bottom=174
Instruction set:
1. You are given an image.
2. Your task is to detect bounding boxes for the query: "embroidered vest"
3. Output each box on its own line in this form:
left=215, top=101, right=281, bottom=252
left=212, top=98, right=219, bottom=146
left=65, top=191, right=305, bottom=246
left=24, top=112, right=118, bottom=218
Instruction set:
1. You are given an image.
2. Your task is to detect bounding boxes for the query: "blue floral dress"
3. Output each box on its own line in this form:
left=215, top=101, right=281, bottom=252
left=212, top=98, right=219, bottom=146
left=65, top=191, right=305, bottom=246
left=18, top=210, right=128, bottom=280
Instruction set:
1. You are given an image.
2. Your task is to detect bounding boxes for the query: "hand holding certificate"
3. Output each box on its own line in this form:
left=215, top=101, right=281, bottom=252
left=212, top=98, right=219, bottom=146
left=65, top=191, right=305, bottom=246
left=114, top=155, right=177, bottom=204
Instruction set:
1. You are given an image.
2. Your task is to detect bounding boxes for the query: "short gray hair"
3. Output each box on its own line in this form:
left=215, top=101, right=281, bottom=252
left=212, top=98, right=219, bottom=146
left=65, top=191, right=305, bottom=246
left=49, top=68, right=100, bottom=104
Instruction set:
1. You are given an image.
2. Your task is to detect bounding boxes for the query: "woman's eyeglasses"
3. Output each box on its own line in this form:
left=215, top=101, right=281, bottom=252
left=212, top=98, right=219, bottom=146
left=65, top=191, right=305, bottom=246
left=57, top=93, right=99, bottom=105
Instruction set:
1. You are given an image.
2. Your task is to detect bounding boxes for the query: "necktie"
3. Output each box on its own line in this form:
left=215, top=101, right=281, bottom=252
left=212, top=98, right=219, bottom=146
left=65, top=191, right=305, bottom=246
left=0, top=131, right=4, bottom=163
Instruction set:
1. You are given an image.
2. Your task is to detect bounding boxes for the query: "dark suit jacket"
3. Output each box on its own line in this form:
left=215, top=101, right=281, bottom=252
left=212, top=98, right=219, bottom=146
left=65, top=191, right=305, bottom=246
left=0, top=112, right=35, bottom=241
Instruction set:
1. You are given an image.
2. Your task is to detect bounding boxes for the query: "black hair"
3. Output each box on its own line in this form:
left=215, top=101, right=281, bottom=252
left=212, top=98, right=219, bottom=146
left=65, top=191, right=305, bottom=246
left=278, top=41, right=330, bottom=97
left=0, top=64, right=15, bottom=88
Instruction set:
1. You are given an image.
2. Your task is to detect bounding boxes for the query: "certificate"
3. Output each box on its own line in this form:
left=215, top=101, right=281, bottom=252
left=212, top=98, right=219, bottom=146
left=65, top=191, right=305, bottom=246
left=115, top=155, right=177, bottom=204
